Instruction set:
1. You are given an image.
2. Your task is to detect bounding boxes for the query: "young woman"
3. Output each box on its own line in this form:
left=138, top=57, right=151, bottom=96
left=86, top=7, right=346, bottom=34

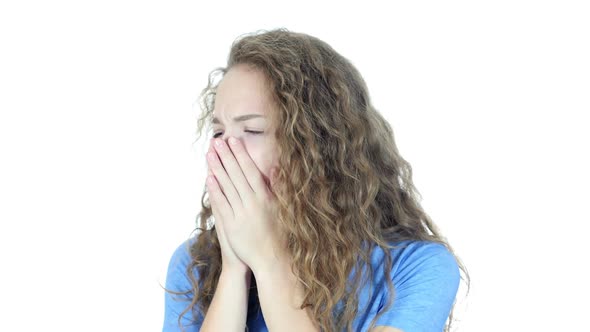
left=162, top=28, right=470, bottom=332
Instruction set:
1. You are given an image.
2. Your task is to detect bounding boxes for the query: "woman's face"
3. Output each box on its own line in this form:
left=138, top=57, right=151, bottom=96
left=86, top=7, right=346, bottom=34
left=210, top=64, right=279, bottom=187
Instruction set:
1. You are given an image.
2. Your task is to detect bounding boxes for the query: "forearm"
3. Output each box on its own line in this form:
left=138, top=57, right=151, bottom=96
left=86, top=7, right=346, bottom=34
left=200, top=267, right=251, bottom=332
left=253, top=255, right=320, bottom=332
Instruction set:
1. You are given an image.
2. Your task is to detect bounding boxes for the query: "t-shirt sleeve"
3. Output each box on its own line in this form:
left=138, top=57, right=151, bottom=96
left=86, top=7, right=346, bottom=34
left=162, top=239, right=204, bottom=332
left=374, top=242, right=461, bottom=332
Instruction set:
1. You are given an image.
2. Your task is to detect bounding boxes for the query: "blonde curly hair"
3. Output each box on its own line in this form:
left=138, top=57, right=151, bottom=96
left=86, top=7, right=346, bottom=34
left=167, top=27, right=470, bottom=332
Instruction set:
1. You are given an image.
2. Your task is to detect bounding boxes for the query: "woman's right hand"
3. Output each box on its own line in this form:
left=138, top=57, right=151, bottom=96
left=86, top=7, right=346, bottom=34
left=207, top=140, right=251, bottom=275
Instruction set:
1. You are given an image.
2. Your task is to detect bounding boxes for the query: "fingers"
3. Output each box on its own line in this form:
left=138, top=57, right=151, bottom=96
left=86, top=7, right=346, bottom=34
left=211, top=138, right=253, bottom=202
left=210, top=196, right=229, bottom=252
left=207, top=140, right=241, bottom=210
left=206, top=144, right=233, bottom=221
left=214, top=137, right=267, bottom=197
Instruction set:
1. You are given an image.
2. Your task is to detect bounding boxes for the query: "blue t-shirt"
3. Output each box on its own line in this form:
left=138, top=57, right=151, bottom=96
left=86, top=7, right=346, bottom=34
left=162, top=237, right=460, bottom=332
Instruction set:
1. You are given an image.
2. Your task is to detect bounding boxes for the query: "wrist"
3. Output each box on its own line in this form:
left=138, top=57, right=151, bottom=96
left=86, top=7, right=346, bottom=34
left=220, top=265, right=252, bottom=286
left=252, top=250, right=292, bottom=281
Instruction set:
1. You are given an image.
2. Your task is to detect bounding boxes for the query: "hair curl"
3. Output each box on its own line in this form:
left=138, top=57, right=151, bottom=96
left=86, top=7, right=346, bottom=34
left=166, top=28, right=471, bottom=332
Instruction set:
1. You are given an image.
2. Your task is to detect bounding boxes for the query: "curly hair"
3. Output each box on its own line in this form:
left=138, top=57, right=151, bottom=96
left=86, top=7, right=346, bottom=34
left=166, top=27, right=471, bottom=332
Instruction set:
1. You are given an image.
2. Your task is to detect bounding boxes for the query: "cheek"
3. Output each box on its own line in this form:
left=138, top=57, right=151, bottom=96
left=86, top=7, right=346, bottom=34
left=242, top=143, right=262, bottom=164
left=243, top=143, right=274, bottom=178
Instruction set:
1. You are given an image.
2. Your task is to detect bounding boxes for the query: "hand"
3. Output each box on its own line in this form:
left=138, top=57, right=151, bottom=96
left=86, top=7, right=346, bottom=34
left=205, top=136, right=283, bottom=273
left=207, top=140, right=250, bottom=274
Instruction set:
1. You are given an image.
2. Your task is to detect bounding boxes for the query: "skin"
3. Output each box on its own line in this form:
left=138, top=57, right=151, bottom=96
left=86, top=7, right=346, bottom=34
left=202, top=64, right=320, bottom=331
left=202, top=64, right=400, bottom=332
left=206, top=63, right=281, bottom=273
left=210, top=63, right=279, bottom=187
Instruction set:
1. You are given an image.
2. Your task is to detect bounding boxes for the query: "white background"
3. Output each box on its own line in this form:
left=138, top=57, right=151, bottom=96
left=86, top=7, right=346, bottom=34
left=1, top=1, right=588, bottom=331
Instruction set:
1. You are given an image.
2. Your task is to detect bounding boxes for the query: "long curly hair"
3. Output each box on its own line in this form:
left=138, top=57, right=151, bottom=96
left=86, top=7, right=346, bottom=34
left=168, top=28, right=470, bottom=332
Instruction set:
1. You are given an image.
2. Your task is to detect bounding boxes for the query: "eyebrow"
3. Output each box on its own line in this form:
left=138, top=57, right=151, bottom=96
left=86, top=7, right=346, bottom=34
left=211, top=114, right=266, bottom=124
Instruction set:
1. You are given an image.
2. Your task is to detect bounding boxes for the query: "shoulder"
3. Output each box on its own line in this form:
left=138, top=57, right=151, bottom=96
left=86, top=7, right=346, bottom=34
left=162, top=236, right=202, bottom=331
left=370, top=240, right=459, bottom=282
left=165, top=236, right=199, bottom=291
left=389, top=240, right=460, bottom=284
left=169, top=237, right=195, bottom=265
left=370, top=240, right=461, bottom=332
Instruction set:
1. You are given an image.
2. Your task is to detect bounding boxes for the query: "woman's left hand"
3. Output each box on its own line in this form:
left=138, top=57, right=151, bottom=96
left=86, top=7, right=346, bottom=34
left=206, top=136, right=283, bottom=273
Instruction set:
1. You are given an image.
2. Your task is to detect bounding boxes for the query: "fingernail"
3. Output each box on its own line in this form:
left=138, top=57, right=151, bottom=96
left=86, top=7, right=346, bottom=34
left=228, top=137, right=238, bottom=145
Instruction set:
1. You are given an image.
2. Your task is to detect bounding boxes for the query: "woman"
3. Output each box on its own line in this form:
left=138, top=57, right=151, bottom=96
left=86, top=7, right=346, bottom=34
left=162, top=28, right=470, bottom=332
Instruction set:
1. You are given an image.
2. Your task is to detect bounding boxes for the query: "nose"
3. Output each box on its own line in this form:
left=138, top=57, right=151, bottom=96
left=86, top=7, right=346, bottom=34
left=209, top=135, right=233, bottom=154
left=210, top=136, right=229, bottom=147
left=211, top=129, right=238, bottom=144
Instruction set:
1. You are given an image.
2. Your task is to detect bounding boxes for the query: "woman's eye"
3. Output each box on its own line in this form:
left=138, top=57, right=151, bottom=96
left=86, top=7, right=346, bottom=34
left=212, top=130, right=263, bottom=138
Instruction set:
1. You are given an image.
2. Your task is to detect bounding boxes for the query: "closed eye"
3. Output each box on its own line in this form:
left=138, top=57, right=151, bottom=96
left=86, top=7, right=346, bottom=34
left=212, top=130, right=263, bottom=138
